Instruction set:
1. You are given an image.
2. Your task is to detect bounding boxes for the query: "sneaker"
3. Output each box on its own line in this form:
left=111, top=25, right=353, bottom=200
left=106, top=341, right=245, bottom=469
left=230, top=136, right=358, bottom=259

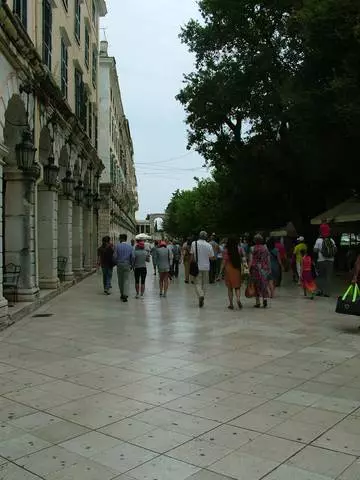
left=199, top=296, right=204, bottom=308
left=159, top=292, right=163, bottom=297
left=135, top=294, right=139, bottom=299
left=263, top=300, right=268, bottom=308
left=163, top=292, right=167, bottom=298
left=122, top=296, right=128, bottom=303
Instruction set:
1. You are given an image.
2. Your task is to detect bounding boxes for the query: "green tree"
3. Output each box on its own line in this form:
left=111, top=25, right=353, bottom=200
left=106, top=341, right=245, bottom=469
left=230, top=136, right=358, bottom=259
left=177, top=0, right=360, bottom=232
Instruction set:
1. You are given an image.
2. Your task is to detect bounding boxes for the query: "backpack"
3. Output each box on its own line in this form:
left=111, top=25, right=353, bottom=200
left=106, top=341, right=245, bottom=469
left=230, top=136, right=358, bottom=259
left=321, top=238, right=336, bottom=258
left=173, top=245, right=181, bottom=261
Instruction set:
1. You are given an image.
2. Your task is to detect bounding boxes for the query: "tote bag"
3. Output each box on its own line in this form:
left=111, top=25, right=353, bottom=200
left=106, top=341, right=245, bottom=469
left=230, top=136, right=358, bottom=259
left=189, top=241, right=199, bottom=277
left=336, top=284, right=360, bottom=316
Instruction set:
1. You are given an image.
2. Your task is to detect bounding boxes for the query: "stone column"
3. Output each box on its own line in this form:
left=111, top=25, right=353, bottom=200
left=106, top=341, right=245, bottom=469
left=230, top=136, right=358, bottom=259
left=83, top=206, right=93, bottom=271
left=0, top=147, right=8, bottom=319
left=93, top=210, right=98, bottom=268
left=58, top=195, right=74, bottom=281
left=4, top=168, right=39, bottom=301
left=72, top=203, right=84, bottom=275
left=37, top=185, right=60, bottom=290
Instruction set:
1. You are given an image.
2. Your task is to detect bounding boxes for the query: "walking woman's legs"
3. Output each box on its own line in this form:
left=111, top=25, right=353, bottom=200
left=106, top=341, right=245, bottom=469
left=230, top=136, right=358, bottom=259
left=141, top=268, right=147, bottom=296
left=235, top=288, right=242, bottom=308
left=163, top=273, right=169, bottom=295
left=134, top=268, right=140, bottom=296
left=227, top=287, right=234, bottom=309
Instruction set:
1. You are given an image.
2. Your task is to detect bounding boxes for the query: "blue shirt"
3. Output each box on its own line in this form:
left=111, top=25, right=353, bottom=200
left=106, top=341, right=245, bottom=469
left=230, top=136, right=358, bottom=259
left=114, top=242, right=134, bottom=265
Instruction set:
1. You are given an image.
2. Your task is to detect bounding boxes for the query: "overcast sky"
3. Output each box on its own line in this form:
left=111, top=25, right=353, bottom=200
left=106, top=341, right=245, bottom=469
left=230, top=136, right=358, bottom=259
left=101, top=0, right=207, bottom=218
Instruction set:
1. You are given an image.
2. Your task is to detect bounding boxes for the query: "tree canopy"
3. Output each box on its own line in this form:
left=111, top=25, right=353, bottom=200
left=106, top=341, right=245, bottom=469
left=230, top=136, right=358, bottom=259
left=165, top=0, right=360, bottom=237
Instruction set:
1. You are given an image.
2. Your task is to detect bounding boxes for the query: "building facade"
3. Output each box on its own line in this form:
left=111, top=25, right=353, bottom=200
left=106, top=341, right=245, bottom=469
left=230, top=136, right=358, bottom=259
left=98, top=40, right=138, bottom=244
left=0, top=0, right=107, bottom=318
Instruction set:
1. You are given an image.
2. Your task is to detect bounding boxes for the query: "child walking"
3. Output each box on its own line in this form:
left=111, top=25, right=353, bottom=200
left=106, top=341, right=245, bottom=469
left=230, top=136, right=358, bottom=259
left=301, top=249, right=317, bottom=299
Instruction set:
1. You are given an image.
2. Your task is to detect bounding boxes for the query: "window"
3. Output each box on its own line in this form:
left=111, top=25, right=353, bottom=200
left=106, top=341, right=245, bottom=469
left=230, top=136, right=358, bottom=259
left=88, top=102, right=92, bottom=140
left=85, top=26, right=90, bottom=68
left=42, top=0, right=52, bottom=70
left=74, top=0, right=81, bottom=43
left=92, top=46, right=97, bottom=87
left=13, top=0, right=27, bottom=28
left=94, top=114, right=98, bottom=150
left=75, top=69, right=83, bottom=119
left=92, top=0, right=96, bottom=25
left=60, top=38, right=68, bottom=98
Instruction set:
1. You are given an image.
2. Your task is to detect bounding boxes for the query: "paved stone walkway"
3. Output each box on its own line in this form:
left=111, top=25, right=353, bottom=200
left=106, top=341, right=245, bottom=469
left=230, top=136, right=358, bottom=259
left=0, top=270, right=360, bottom=479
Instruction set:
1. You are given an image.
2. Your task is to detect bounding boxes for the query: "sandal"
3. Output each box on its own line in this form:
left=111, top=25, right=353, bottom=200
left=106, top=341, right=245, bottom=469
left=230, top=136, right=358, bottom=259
left=228, top=305, right=234, bottom=310
left=237, top=301, right=243, bottom=309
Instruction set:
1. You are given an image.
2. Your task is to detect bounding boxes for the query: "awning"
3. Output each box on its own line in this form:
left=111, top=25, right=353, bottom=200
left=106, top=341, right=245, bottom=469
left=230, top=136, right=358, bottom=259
left=270, top=222, right=297, bottom=238
left=311, top=198, right=360, bottom=225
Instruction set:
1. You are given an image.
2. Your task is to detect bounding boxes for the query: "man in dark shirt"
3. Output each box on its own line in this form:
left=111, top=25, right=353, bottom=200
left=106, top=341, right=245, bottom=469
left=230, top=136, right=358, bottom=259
left=97, top=236, right=114, bottom=295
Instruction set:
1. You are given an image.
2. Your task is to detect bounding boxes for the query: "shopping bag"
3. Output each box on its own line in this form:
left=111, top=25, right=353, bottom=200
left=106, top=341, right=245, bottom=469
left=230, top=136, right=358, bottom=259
left=336, top=284, right=360, bottom=316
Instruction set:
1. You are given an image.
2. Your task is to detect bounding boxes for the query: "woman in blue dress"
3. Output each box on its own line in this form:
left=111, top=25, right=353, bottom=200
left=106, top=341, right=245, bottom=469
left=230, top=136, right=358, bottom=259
left=266, top=238, right=282, bottom=298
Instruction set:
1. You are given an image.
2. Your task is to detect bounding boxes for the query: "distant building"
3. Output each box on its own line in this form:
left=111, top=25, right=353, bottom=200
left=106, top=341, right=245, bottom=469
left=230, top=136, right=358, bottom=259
left=98, top=41, right=138, bottom=243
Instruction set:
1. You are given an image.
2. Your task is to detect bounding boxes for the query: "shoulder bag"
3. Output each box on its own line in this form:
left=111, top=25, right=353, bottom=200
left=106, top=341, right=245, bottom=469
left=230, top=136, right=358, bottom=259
left=189, top=241, right=199, bottom=277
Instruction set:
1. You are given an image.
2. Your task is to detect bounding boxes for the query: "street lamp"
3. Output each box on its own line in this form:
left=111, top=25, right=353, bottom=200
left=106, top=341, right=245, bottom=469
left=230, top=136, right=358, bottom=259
left=61, top=170, right=75, bottom=198
left=43, top=156, right=59, bottom=189
left=85, top=189, right=93, bottom=209
left=15, top=128, right=37, bottom=170
left=74, top=180, right=84, bottom=205
left=93, top=193, right=101, bottom=211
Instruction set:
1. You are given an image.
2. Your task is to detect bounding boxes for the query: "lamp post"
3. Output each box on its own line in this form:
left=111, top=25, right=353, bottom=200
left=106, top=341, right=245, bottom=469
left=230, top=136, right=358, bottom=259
left=61, top=170, right=75, bottom=198
left=15, top=128, right=37, bottom=171
left=74, top=180, right=84, bottom=205
left=43, top=156, right=59, bottom=189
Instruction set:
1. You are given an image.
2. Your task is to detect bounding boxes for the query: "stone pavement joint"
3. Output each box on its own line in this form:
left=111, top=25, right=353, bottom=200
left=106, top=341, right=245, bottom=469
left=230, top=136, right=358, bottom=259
left=0, top=272, right=359, bottom=479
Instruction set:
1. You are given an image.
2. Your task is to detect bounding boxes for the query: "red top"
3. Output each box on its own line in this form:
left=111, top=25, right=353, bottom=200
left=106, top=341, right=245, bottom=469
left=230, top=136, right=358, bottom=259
left=302, top=255, right=312, bottom=272
left=275, top=242, right=286, bottom=260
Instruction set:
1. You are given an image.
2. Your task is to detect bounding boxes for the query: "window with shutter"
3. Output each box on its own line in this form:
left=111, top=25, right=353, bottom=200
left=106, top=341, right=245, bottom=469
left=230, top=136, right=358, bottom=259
left=74, top=0, right=81, bottom=43
left=88, top=103, right=93, bottom=140
left=85, top=26, right=90, bottom=69
left=61, top=38, right=68, bottom=98
left=14, top=0, right=27, bottom=29
left=42, top=0, right=52, bottom=70
left=75, top=69, right=82, bottom=119
left=92, top=47, right=98, bottom=87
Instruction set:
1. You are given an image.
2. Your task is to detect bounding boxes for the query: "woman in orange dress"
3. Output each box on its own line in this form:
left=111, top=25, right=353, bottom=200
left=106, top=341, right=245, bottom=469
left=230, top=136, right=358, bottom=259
left=222, top=237, right=246, bottom=310
left=301, top=249, right=317, bottom=299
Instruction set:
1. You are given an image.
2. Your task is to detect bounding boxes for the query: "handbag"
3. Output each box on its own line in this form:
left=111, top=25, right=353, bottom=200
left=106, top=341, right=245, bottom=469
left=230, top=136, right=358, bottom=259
left=189, top=241, right=199, bottom=277
left=336, top=284, right=360, bottom=316
left=245, top=282, right=256, bottom=298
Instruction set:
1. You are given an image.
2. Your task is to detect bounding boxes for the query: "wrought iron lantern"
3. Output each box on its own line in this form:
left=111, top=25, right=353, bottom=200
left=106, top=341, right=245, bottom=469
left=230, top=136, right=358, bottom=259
left=43, top=156, right=59, bottom=189
left=93, top=193, right=101, bottom=211
left=74, top=180, right=84, bottom=204
left=15, top=128, right=37, bottom=170
left=61, top=170, right=75, bottom=198
left=85, top=189, right=93, bottom=209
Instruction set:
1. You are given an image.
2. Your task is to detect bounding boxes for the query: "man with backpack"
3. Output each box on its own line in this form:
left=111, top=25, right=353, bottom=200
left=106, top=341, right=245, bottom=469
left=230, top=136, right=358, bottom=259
left=314, top=223, right=337, bottom=297
left=171, top=241, right=181, bottom=278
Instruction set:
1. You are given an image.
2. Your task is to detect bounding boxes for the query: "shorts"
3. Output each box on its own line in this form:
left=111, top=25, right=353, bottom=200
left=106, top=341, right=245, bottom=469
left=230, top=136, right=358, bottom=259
left=134, top=267, right=147, bottom=284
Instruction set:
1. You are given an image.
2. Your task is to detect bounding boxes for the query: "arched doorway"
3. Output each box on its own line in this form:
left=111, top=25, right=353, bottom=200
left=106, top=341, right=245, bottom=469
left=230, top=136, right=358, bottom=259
left=37, top=126, right=59, bottom=289
left=3, top=94, right=39, bottom=300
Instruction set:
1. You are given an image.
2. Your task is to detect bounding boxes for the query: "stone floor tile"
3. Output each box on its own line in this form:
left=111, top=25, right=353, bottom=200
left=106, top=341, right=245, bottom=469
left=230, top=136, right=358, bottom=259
left=268, top=419, right=328, bottom=443
left=338, top=460, right=360, bottom=480
left=199, top=424, right=259, bottom=449
left=4, top=387, right=74, bottom=410
left=125, top=455, right=200, bottom=479
left=167, top=438, right=232, bottom=468
left=275, top=390, right=323, bottom=407
left=194, top=403, right=248, bottom=423
left=313, top=426, right=360, bottom=456
left=70, top=367, right=149, bottom=390
left=289, top=407, right=346, bottom=428
left=0, top=432, right=51, bottom=460
left=0, top=398, right=36, bottom=422
left=131, top=427, right=191, bottom=453
left=311, top=396, right=360, bottom=414
left=46, top=461, right=118, bottom=480
left=0, top=463, right=43, bottom=479
left=209, top=451, right=279, bottom=480
left=263, top=464, right=334, bottom=480
left=286, top=445, right=356, bottom=478
left=187, top=470, right=236, bottom=480
left=236, top=434, right=303, bottom=462
left=91, top=442, right=157, bottom=474
left=29, top=358, right=100, bottom=379
left=99, top=418, right=155, bottom=441
left=60, top=431, right=122, bottom=458
left=9, top=411, right=90, bottom=443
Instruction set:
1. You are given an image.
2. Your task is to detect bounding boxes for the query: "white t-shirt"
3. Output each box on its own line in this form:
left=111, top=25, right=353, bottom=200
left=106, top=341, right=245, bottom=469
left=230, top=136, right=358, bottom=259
left=191, top=240, right=214, bottom=271
left=314, top=237, right=336, bottom=262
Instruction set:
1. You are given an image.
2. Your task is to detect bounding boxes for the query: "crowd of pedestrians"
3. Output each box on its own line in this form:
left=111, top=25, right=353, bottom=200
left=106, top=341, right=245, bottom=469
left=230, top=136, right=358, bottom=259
left=97, top=223, right=340, bottom=309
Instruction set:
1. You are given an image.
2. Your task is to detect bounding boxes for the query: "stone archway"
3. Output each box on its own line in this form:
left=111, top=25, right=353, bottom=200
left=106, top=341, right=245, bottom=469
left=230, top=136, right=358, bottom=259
left=148, top=213, right=165, bottom=236
left=3, top=94, right=39, bottom=301
left=37, top=126, right=59, bottom=289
